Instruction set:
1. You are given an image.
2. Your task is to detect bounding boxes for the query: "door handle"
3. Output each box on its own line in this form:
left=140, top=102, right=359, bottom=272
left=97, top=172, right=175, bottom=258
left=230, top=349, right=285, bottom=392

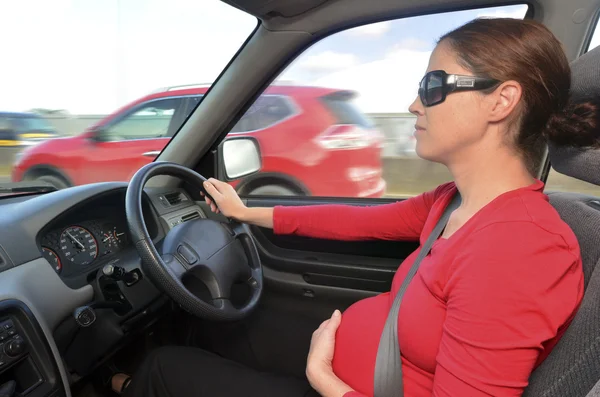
left=142, top=150, right=161, bottom=157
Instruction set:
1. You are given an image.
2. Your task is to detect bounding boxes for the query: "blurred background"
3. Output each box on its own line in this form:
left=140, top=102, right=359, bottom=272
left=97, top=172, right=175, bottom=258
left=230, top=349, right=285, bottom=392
left=1, top=0, right=598, bottom=197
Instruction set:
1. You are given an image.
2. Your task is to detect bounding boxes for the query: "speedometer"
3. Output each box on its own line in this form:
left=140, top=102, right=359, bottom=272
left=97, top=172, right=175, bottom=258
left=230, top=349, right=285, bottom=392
left=59, top=226, right=98, bottom=266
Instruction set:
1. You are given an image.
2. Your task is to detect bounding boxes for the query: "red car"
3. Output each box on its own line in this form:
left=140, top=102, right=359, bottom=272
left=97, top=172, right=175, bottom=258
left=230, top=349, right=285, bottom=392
left=11, top=85, right=386, bottom=197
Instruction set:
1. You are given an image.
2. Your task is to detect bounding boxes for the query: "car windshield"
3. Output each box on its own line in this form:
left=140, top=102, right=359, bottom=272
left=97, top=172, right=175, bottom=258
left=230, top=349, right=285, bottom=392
left=0, top=0, right=257, bottom=193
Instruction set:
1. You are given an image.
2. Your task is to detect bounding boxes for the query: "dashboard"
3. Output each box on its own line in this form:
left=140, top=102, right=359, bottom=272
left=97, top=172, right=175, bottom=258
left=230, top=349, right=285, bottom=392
left=41, top=217, right=129, bottom=275
left=0, top=181, right=210, bottom=397
left=35, top=190, right=161, bottom=287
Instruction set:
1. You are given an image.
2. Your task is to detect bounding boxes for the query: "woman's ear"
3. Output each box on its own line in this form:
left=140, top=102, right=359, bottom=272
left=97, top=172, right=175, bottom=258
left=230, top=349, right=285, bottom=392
left=487, top=80, right=522, bottom=123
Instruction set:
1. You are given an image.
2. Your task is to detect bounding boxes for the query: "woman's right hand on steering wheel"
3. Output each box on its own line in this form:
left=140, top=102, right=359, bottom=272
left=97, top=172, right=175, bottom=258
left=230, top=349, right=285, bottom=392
left=202, top=178, right=248, bottom=220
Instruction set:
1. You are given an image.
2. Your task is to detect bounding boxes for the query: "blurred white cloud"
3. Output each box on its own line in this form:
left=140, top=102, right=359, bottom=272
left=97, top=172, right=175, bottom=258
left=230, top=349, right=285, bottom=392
left=0, top=1, right=529, bottom=115
left=476, top=7, right=526, bottom=19
left=393, top=38, right=433, bottom=52
left=295, top=51, right=360, bottom=73
left=311, top=49, right=431, bottom=114
left=345, top=21, right=392, bottom=37
left=0, top=0, right=256, bottom=114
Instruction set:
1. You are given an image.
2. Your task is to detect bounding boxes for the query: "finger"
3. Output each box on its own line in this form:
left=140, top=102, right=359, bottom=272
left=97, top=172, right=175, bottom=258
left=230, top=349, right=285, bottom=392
left=207, top=178, right=229, bottom=192
left=203, top=181, right=222, bottom=200
left=211, top=203, right=218, bottom=213
left=200, top=191, right=204, bottom=196
left=327, top=310, right=342, bottom=330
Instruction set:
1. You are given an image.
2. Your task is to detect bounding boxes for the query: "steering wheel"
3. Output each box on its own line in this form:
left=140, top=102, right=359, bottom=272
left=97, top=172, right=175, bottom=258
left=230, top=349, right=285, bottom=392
left=125, top=161, right=263, bottom=321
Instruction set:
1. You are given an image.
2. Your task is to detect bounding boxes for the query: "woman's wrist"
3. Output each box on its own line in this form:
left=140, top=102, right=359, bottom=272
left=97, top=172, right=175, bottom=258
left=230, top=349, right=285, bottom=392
left=234, top=206, right=251, bottom=222
left=235, top=207, right=275, bottom=229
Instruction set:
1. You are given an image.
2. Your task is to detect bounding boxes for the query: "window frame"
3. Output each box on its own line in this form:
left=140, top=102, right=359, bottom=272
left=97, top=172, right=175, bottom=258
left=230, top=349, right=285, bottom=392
left=229, top=94, right=301, bottom=134
left=98, top=96, right=193, bottom=142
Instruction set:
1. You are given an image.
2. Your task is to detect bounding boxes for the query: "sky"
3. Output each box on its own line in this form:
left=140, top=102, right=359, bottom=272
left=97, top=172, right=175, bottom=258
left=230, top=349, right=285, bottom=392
left=0, top=1, right=589, bottom=115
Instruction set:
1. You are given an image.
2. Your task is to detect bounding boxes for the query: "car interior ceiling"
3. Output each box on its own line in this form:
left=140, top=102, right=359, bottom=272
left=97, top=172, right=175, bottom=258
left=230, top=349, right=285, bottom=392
left=1, top=0, right=600, bottom=397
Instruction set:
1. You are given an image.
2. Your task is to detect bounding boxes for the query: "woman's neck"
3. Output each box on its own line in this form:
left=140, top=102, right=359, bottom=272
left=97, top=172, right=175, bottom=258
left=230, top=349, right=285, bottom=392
left=447, top=147, right=536, bottom=213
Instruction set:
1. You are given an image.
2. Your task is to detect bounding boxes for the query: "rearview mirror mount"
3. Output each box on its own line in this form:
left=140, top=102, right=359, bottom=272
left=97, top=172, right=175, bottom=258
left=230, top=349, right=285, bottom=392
left=218, top=137, right=261, bottom=181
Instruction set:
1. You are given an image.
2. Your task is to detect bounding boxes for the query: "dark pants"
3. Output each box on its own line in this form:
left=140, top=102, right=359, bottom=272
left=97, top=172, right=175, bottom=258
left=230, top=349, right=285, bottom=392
left=123, top=346, right=321, bottom=397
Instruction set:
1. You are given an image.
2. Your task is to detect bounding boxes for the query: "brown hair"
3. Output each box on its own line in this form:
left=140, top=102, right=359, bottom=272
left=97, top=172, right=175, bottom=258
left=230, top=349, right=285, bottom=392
left=440, top=18, right=599, bottom=174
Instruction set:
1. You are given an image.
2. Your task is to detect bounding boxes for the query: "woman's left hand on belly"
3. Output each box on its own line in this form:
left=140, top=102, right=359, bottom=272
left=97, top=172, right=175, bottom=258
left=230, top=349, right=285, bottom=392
left=306, top=310, right=357, bottom=397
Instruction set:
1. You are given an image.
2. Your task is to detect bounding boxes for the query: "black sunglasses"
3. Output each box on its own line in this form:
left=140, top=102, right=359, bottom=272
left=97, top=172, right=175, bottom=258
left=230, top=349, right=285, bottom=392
left=418, top=70, right=500, bottom=107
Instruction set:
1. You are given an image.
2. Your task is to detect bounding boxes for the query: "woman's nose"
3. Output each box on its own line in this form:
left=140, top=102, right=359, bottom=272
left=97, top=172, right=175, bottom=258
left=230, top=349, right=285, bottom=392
left=409, top=95, right=424, bottom=116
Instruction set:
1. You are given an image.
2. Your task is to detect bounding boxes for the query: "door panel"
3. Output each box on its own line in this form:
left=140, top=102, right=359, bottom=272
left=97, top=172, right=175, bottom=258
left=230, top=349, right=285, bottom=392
left=245, top=197, right=417, bottom=296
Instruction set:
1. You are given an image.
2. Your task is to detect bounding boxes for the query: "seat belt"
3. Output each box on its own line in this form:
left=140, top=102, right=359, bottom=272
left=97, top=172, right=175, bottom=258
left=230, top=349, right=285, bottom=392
left=374, top=192, right=461, bottom=397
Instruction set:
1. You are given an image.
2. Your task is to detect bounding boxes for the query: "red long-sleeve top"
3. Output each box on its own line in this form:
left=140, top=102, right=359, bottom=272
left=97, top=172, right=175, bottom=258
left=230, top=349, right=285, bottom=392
left=273, top=181, right=583, bottom=397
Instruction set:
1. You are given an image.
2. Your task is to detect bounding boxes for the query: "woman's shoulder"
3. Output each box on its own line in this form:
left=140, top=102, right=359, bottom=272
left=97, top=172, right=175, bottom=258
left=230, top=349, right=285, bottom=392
left=469, top=188, right=580, bottom=256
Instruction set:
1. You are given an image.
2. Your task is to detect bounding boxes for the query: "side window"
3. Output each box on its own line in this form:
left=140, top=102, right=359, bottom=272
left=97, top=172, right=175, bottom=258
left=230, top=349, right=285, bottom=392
left=9, top=118, right=25, bottom=133
left=0, top=117, right=13, bottom=141
left=544, top=19, right=600, bottom=196
left=11, top=117, right=53, bottom=133
left=588, top=18, right=600, bottom=52
left=226, top=5, right=529, bottom=198
left=102, top=98, right=184, bottom=141
left=230, top=96, right=296, bottom=133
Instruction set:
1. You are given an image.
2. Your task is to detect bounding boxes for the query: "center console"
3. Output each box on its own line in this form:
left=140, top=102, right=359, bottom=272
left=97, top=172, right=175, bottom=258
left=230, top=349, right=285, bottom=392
left=0, top=300, right=65, bottom=397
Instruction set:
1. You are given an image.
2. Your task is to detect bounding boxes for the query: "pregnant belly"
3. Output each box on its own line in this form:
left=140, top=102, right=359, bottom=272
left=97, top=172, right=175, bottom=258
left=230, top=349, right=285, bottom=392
left=332, top=293, right=391, bottom=396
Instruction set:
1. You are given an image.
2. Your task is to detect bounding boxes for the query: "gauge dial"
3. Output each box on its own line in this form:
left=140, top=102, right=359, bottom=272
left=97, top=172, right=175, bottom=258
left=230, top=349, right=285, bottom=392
left=59, top=226, right=98, bottom=266
left=100, top=231, right=116, bottom=254
left=102, top=223, right=127, bottom=249
left=42, top=247, right=62, bottom=273
left=113, top=227, right=127, bottom=247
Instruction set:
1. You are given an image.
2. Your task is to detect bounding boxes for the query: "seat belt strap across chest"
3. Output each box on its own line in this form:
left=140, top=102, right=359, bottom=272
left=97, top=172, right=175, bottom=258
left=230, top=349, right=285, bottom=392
left=374, top=192, right=461, bottom=397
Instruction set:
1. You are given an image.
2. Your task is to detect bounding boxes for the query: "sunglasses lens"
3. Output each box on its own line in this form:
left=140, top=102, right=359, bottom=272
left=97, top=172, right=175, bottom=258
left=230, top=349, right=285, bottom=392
left=426, top=72, right=443, bottom=106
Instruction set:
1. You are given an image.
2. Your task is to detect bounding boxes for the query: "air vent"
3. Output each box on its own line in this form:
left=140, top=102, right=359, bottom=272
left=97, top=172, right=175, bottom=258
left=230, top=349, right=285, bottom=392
left=181, top=212, right=200, bottom=222
left=160, top=191, right=188, bottom=207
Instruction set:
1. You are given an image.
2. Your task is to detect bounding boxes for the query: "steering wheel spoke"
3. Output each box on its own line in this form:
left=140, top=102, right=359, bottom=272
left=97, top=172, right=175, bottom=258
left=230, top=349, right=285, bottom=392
left=229, top=220, right=248, bottom=237
left=213, top=298, right=237, bottom=316
left=126, top=161, right=263, bottom=321
left=161, top=253, right=188, bottom=280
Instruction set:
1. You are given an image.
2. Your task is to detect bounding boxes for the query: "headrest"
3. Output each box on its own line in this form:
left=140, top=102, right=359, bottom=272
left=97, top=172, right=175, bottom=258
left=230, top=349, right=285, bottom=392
left=547, top=46, right=600, bottom=186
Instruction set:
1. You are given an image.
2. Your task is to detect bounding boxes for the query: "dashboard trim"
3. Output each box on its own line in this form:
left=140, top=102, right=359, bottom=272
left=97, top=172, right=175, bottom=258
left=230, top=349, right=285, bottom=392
left=0, top=258, right=94, bottom=397
left=0, top=182, right=129, bottom=267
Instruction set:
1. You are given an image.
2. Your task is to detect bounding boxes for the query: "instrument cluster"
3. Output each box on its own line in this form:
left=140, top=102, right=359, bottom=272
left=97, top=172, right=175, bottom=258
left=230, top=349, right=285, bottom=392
left=40, top=219, right=129, bottom=275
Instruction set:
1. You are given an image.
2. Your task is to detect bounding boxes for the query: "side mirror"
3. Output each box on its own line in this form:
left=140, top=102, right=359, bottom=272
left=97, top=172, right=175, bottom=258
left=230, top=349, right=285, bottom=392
left=219, top=137, right=261, bottom=180
left=86, top=127, right=109, bottom=143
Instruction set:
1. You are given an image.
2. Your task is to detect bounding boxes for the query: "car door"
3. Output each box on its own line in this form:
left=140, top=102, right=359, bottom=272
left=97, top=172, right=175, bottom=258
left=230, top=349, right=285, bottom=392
left=82, top=96, right=197, bottom=183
